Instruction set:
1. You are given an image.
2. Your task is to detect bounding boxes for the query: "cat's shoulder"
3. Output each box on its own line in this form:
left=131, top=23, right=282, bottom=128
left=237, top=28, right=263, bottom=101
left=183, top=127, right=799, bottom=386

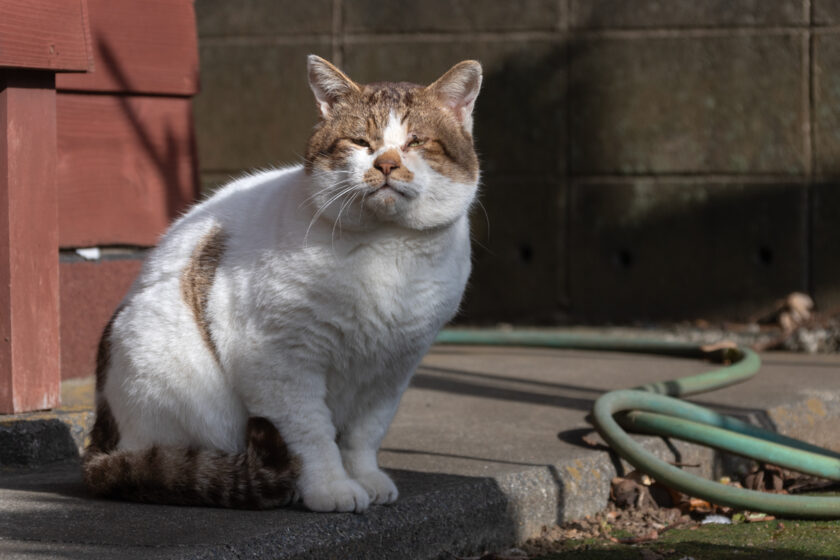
left=192, top=165, right=305, bottom=215
left=161, top=165, right=304, bottom=235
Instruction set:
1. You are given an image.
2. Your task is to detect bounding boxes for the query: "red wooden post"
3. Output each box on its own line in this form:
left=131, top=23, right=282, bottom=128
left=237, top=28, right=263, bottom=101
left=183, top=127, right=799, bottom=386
left=0, top=71, right=61, bottom=413
left=0, top=0, right=92, bottom=411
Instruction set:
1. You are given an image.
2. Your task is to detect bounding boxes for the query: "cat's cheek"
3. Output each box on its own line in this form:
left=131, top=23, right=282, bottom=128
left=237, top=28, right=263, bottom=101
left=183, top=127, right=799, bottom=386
left=349, top=149, right=374, bottom=175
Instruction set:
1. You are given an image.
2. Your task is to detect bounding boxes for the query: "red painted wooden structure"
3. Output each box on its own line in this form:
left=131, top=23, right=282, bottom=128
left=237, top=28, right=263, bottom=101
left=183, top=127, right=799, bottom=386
left=0, top=0, right=200, bottom=413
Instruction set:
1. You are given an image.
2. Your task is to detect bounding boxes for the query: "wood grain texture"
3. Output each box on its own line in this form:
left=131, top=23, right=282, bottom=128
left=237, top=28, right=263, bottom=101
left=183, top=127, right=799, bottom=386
left=60, top=258, right=142, bottom=380
left=0, top=72, right=61, bottom=413
left=0, top=0, right=92, bottom=72
left=56, top=0, right=198, bottom=95
left=57, top=93, right=199, bottom=248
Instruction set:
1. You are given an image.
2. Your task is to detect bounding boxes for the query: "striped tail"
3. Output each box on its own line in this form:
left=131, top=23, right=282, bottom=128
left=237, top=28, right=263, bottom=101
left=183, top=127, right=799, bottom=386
left=82, top=416, right=300, bottom=509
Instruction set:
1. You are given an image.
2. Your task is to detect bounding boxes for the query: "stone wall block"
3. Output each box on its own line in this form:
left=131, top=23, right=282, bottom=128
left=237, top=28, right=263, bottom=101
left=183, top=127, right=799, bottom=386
left=462, top=176, right=567, bottom=324
left=194, top=42, right=331, bottom=173
left=196, top=0, right=333, bottom=36
left=814, top=0, right=840, bottom=25
left=569, top=181, right=807, bottom=321
left=569, top=34, right=805, bottom=175
left=814, top=32, right=840, bottom=176
left=344, top=0, right=563, bottom=33
left=813, top=182, right=840, bottom=310
left=571, top=0, right=806, bottom=29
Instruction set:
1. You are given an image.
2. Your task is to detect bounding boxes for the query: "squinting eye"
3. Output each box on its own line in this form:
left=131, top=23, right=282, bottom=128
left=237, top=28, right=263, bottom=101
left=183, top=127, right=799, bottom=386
left=407, top=136, right=426, bottom=148
left=351, top=138, right=370, bottom=148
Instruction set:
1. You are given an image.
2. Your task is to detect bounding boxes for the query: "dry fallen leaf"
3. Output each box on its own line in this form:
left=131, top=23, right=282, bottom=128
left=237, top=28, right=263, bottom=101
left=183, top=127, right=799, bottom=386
left=744, top=465, right=786, bottom=493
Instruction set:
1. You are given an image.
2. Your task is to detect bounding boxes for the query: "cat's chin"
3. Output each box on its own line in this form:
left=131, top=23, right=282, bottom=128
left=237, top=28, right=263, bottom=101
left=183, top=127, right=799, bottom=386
left=364, top=187, right=405, bottom=216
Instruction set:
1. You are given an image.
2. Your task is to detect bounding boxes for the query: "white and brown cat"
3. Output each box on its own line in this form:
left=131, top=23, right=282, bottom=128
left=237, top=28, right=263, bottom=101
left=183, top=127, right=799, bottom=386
left=83, top=55, right=482, bottom=513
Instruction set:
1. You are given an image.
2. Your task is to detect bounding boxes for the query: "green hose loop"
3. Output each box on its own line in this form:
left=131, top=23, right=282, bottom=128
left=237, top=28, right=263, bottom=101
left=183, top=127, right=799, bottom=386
left=594, top=391, right=840, bottom=518
left=631, top=348, right=761, bottom=397
left=622, top=410, right=840, bottom=479
left=435, top=328, right=840, bottom=518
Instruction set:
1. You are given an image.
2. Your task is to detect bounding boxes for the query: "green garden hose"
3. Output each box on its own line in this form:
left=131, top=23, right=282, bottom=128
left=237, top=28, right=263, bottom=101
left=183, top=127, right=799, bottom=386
left=434, top=329, right=840, bottom=518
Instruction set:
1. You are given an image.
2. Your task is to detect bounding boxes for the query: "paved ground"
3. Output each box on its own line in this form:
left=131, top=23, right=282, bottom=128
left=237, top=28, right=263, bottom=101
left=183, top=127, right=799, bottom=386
left=1, top=342, right=838, bottom=559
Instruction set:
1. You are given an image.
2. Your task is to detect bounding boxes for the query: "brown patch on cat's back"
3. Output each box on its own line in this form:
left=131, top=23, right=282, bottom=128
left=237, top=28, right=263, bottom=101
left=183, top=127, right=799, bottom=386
left=181, top=225, right=227, bottom=364
left=94, top=308, right=120, bottom=392
left=87, top=399, right=121, bottom=455
left=86, top=307, right=123, bottom=455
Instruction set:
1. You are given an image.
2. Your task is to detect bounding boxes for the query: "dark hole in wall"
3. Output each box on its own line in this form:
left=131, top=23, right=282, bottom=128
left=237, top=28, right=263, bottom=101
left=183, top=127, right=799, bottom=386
left=612, top=248, right=634, bottom=269
left=519, top=244, right=534, bottom=263
left=757, top=245, right=774, bottom=266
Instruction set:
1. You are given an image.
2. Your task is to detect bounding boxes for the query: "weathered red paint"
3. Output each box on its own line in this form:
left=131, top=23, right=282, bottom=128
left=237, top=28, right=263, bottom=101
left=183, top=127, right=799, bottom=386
left=56, top=0, right=198, bottom=96
left=57, top=93, right=199, bottom=248
left=0, top=72, right=61, bottom=413
left=0, top=0, right=93, bottom=73
left=60, top=258, right=143, bottom=380
left=0, top=0, right=199, bottom=412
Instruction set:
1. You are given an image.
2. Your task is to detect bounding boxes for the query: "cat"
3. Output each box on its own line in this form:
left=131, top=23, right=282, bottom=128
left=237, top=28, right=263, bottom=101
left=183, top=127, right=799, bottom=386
left=82, top=55, right=483, bottom=513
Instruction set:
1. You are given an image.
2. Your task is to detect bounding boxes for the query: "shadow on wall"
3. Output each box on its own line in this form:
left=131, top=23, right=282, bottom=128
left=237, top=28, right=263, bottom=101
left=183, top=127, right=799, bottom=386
left=189, top=34, right=822, bottom=325
left=97, top=37, right=199, bottom=222
left=458, top=44, right=568, bottom=325
left=462, top=39, right=814, bottom=325
left=566, top=179, right=809, bottom=322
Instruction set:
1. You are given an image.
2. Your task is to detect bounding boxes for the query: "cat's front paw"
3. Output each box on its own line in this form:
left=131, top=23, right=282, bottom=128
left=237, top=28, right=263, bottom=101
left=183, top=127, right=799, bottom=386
left=354, top=469, right=398, bottom=505
left=300, top=477, right=371, bottom=513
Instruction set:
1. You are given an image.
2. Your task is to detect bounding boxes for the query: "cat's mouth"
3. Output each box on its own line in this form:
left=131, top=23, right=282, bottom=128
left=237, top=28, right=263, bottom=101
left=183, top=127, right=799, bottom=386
left=374, top=182, right=405, bottom=196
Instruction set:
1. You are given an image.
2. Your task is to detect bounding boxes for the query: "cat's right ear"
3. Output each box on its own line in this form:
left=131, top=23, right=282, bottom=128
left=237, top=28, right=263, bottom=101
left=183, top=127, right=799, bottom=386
left=307, top=55, right=360, bottom=119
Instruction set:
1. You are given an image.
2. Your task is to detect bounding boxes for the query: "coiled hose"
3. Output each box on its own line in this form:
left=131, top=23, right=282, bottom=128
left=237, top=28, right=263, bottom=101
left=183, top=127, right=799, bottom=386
left=434, top=329, right=840, bottom=518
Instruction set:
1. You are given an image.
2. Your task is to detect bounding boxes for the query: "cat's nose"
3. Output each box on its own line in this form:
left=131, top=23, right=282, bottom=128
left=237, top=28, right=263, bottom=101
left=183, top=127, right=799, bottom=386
left=374, top=152, right=400, bottom=176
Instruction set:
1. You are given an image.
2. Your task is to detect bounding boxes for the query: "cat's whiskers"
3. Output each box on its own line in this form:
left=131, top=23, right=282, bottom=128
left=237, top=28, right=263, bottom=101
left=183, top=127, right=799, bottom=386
left=358, top=189, right=371, bottom=222
left=474, top=197, right=491, bottom=240
left=304, top=182, right=362, bottom=246
left=331, top=188, right=365, bottom=247
left=304, top=185, right=354, bottom=241
left=297, top=174, right=356, bottom=211
left=307, top=181, right=358, bottom=218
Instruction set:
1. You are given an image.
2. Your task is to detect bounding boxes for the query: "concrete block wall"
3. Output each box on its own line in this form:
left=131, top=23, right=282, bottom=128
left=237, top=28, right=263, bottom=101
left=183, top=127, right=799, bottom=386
left=193, top=0, right=840, bottom=324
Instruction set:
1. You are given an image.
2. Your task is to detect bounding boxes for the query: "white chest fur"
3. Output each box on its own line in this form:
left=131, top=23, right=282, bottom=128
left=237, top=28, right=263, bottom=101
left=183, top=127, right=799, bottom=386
left=199, top=167, right=472, bottom=427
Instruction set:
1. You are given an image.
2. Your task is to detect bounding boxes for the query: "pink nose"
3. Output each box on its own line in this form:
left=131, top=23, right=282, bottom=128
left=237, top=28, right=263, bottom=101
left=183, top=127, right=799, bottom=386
left=374, top=153, right=400, bottom=176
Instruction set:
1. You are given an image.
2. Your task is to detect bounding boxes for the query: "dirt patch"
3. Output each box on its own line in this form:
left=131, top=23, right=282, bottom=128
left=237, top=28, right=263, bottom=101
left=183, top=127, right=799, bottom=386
left=478, top=462, right=840, bottom=560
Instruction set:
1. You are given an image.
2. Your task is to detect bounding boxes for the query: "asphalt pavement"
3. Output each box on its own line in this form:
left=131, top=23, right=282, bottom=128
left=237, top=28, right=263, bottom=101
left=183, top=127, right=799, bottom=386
left=1, top=342, right=838, bottom=559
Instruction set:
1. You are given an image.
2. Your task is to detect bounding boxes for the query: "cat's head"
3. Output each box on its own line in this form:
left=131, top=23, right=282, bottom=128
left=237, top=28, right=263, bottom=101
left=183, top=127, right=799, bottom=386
left=304, top=55, right=481, bottom=231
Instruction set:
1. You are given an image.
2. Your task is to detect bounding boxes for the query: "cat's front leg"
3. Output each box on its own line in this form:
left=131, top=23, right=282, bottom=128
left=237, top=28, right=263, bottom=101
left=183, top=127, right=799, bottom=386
left=237, top=361, right=371, bottom=513
left=339, top=392, right=403, bottom=505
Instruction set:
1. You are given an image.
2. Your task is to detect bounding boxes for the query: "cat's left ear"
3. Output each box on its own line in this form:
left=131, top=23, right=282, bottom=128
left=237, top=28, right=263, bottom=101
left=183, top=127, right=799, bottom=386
left=426, top=60, right=483, bottom=134
left=307, top=55, right=360, bottom=119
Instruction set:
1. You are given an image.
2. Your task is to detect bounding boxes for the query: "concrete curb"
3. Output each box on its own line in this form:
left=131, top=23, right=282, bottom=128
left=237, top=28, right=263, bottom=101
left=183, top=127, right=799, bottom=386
left=0, top=407, right=90, bottom=466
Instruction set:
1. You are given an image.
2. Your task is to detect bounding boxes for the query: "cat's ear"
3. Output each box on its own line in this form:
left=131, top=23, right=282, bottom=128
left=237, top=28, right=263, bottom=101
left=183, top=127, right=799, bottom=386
left=307, top=55, right=360, bottom=119
left=426, top=60, right=483, bottom=134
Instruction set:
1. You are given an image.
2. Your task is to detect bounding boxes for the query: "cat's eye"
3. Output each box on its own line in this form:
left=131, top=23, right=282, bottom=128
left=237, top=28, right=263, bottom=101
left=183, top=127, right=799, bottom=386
left=350, top=138, right=370, bottom=148
left=406, top=136, right=426, bottom=148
